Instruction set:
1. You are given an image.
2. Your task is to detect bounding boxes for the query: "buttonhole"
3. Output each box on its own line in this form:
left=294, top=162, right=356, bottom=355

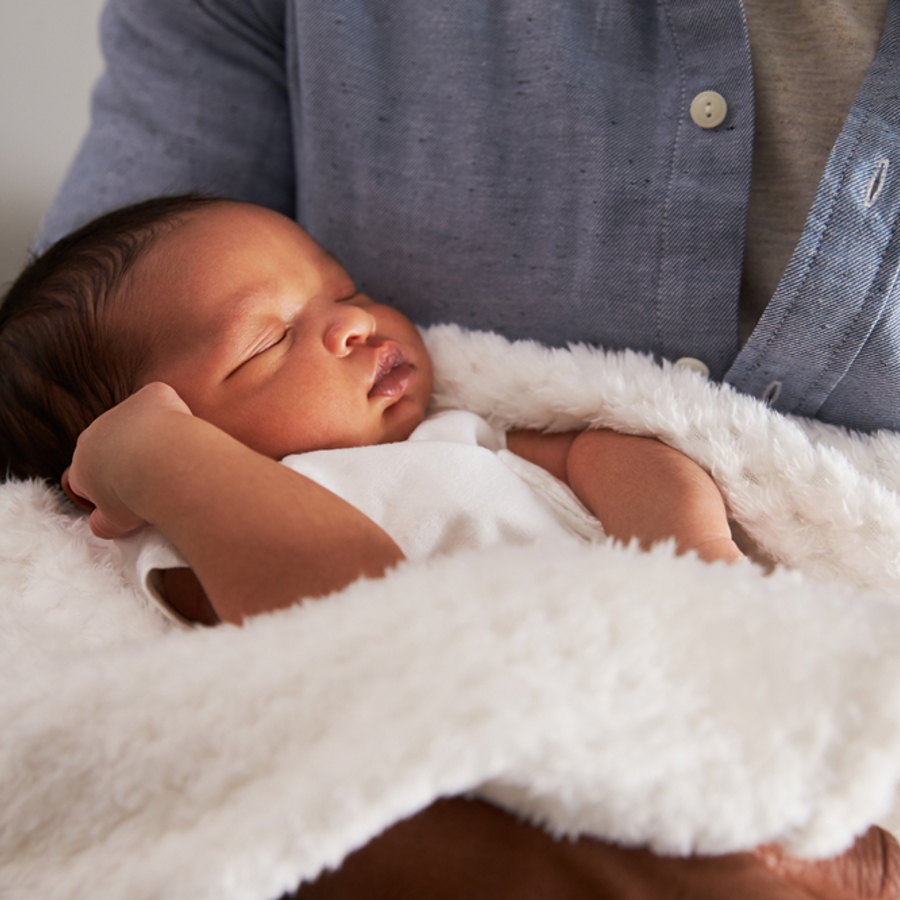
left=761, top=381, right=782, bottom=406
left=864, top=158, right=890, bottom=209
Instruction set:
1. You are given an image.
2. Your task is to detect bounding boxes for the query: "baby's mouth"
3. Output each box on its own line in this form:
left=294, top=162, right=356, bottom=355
left=369, top=344, right=417, bottom=399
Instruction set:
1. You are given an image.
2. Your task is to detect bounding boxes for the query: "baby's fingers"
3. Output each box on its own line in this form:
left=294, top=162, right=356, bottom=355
left=63, top=468, right=145, bottom=539
left=61, top=468, right=96, bottom=514
left=87, top=506, right=145, bottom=541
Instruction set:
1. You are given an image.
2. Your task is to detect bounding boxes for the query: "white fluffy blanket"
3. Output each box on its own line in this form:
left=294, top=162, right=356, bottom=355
left=3, top=325, right=900, bottom=900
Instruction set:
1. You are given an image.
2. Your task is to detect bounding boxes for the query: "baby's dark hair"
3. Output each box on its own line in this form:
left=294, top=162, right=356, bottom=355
left=0, top=195, right=220, bottom=484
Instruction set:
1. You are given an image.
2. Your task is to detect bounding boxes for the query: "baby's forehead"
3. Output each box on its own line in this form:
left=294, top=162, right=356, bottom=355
left=112, top=201, right=353, bottom=343
left=107, top=237, right=203, bottom=354
left=112, top=235, right=185, bottom=315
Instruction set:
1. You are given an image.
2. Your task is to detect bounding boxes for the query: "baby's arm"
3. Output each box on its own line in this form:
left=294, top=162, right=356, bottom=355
left=65, top=383, right=405, bottom=624
left=506, top=429, right=742, bottom=563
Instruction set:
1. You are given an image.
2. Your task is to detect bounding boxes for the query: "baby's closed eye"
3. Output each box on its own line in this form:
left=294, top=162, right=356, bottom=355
left=227, top=330, right=289, bottom=378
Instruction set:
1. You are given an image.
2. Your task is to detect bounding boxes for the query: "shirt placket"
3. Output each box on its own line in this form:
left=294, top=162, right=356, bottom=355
left=652, top=0, right=754, bottom=379
left=726, top=0, right=900, bottom=419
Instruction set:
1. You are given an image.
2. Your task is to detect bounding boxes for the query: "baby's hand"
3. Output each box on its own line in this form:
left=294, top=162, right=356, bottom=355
left=63, top=383, right=193, bottom=540
left=676, top=533, right=745, bottom=565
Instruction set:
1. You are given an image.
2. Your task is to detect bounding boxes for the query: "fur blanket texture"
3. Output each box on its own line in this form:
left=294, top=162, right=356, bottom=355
left=3, top=324, right=900, bottom=900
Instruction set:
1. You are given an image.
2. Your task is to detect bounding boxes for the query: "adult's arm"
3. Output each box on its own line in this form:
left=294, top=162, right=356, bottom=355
left=37, top=0, right=294, bottom=250
left=293, top=798, right=900, bottom=900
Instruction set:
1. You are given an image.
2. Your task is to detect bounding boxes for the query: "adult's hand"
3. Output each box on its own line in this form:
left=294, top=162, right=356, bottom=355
left=290, top=797, right=899, bottom=900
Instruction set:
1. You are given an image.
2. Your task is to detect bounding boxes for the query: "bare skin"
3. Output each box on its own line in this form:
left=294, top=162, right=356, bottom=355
left=289, top=798, right=900, bottom=900
left=508, top=429, right=743, bottom=563
left=64, top=383, right=406, bottom=624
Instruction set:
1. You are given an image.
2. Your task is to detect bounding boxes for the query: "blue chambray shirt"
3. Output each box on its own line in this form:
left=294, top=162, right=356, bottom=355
left=37, top=0, right=900, bottom=431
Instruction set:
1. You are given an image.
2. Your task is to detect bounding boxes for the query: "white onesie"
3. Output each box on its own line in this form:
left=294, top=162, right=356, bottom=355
left=123, top=410, right=605, bottom=624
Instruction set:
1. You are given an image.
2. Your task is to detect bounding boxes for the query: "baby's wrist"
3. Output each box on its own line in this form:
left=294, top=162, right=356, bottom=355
left=110, top=410, right=209, bottom=507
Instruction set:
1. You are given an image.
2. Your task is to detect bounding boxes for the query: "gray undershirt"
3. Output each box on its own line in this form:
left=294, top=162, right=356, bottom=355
left=739, top=0, right=890, bottom=344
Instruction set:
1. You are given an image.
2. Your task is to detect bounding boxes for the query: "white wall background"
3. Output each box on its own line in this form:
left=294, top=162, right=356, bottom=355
left=0, top=0, right=106, bottom=290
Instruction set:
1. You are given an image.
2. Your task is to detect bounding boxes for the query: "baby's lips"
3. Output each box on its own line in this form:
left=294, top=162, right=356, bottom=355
left=369, top=361, right=417, bottom=399
left=369, top=342, right=406, bottom=391
left=61, top=468, right=97, bottom=513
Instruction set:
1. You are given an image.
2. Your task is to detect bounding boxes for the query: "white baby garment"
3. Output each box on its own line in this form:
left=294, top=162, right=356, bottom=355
left=122, top=410, right=604, bottom=624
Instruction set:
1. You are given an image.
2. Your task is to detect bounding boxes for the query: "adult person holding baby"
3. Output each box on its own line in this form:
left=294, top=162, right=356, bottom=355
left=32, top=0, right=900, bottom=896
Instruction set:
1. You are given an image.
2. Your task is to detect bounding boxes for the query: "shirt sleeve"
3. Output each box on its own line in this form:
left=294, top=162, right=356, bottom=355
left=116, top=527, right=196, bottom=628
left=36, top=0, right=295, bottom=250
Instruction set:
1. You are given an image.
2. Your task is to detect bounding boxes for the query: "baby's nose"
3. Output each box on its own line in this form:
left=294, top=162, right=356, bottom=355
left=324, top=303, right=377, bottom=356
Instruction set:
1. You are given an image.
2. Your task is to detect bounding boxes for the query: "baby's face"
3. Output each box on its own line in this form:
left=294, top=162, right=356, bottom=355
left=125, top=202, right=433, bottom=459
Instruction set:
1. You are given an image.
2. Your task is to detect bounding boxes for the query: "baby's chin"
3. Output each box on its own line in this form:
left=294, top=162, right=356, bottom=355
left=377, top=401, right=427, bottom=445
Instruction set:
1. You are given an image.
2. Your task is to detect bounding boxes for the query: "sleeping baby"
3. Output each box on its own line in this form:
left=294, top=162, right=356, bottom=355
left=0, top=196, right=742, bottom=626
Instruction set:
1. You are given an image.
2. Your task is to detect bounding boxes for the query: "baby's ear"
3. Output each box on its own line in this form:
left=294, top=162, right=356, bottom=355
left=61, top=467, right=96, bottom=513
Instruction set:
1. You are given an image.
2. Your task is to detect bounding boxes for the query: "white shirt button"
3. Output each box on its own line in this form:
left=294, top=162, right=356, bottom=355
left=690, top=91, right=728, bottom=129
left=674, top=357, right=710, bottom=378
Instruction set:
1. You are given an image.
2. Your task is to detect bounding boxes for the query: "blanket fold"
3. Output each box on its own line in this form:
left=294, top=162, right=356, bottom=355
left=2, top=325, right=899, bottom=900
